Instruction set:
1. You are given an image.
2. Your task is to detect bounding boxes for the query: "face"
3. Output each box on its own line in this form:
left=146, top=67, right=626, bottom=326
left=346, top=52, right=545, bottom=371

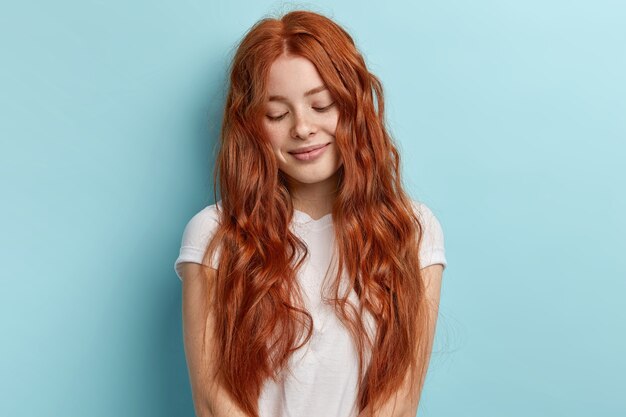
left=262, top=54, right=342, bottom=190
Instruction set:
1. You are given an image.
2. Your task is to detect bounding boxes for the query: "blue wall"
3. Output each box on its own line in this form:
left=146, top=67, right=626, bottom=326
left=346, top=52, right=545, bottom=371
left=1, top=1, right=624, bottom=415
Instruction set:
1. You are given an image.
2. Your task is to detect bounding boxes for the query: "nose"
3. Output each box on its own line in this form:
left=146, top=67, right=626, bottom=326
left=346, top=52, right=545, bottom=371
left=291, top=109, right=317, bottom=140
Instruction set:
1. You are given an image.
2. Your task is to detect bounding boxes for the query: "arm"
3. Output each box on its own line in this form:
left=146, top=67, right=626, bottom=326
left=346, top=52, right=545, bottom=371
left=181, top=262, right=251, bottom=417
left=357, top=264, right=444, bottom=417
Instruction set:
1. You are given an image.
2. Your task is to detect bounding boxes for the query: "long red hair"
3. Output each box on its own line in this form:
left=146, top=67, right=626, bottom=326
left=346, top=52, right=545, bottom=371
left=202, top=9, right=432, bottom=417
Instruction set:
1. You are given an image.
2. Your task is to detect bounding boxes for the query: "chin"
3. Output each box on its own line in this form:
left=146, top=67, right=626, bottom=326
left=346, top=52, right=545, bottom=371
left=292, top=175, right=333, bottom=184
left=281, top=170, right=337, bottom=185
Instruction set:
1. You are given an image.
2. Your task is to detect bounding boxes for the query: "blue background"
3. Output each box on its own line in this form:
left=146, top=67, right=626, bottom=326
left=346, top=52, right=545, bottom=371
left=1, top=0, right=624, bottom=416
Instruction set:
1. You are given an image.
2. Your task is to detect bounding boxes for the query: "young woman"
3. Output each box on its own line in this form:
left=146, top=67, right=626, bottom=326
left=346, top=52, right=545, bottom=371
left=175, top=9, right=447, bottom=417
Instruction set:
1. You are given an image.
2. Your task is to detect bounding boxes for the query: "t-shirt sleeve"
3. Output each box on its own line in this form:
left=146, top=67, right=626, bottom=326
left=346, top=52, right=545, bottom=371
left=411, top=200, right=447, bottom=270
left=174, top=204, right=222, bottom=280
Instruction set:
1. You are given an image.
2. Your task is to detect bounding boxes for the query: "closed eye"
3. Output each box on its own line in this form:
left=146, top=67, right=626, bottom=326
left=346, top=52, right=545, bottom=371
left=313, top=102, right=335, bottom=112
left=266, top=113, right=287, bottom=122
left=265, top=103, right=335, bottom=123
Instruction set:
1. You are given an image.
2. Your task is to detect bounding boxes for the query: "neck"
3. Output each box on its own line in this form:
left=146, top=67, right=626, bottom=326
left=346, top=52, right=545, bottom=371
left=284, top=172, right=339, bottom=220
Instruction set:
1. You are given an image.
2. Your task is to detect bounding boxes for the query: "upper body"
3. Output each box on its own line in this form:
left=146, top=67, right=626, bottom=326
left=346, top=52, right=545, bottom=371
left=175, top=199, right=446, bottom=417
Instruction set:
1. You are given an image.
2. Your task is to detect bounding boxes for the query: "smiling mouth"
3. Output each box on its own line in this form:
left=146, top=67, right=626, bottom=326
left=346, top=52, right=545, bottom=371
left=288, top=143, right=330, bottom=161
left=288, top=143, right=330, bottom=154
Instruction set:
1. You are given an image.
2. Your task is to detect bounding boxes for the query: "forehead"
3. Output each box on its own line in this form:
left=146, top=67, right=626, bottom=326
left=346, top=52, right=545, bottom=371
left=266, top=55, right=326, bottom=97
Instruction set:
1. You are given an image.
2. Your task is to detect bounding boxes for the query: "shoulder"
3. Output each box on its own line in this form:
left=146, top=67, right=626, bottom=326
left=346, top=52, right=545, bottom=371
left=410, top=199, right=436, bottom=221
left=409, top=199, right=443, bottom=235
left=182, top=201, right=222, bottom=236
left=174, top=201, right=224, bottom=280
left=409, top=199, right=447, bottom=270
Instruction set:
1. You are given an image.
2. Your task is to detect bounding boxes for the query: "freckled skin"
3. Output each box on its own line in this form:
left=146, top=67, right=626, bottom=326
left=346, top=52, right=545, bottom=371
left=262, top=55, right=343, bottom=207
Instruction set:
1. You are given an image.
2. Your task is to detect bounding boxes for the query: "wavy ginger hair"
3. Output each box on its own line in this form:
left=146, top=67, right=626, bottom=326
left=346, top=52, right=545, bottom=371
left=201, top=9, right=433, bottom=417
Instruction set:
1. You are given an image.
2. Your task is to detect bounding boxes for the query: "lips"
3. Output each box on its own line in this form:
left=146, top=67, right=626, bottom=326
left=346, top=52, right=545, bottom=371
left=288, top=143, right=329, bottom=154
left=288, top=142, right=330, bottom=162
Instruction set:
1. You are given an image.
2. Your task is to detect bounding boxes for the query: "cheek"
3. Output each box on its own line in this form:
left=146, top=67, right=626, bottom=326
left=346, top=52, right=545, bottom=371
left=270, top=140, right=282, bottom=155
left=262, top=124, right=282, bottom=149
left=325, top=113, right=339, bottom=135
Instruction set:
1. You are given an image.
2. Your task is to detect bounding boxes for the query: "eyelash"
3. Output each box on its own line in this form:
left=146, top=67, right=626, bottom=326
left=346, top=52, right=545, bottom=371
left=266, top=103, right=335, bottom=122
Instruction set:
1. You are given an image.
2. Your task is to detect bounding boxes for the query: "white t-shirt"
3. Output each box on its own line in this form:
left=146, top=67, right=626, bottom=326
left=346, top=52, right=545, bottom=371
left=174, top=199, right=447, bottom=417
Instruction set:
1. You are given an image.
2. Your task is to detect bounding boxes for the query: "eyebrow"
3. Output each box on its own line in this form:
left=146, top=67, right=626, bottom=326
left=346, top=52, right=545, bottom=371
left=268, top=85, right=328, bottom=102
